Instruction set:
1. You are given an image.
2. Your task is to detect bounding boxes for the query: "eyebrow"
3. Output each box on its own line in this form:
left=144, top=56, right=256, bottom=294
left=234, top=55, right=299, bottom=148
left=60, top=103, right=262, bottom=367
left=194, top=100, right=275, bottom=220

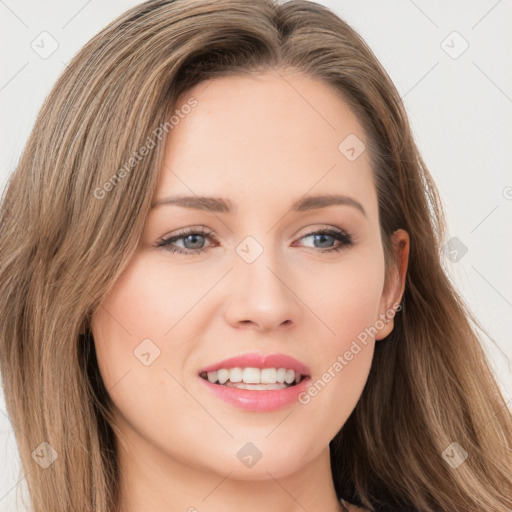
left=151, top=193, right=367, bottom=217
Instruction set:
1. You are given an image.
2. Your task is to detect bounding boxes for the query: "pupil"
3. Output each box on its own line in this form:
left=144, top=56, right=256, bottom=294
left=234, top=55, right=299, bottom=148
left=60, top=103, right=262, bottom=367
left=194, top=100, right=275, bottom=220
left=315, top=234, right=333, bottom=248
left=185, top=234, right=204, bottom=249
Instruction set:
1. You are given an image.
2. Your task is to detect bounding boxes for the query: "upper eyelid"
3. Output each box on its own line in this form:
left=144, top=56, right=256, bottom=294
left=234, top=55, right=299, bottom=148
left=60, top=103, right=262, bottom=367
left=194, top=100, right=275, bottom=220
left=160, top=225, right=348, bottom=239
left=157, top=225, right=352, bottom=248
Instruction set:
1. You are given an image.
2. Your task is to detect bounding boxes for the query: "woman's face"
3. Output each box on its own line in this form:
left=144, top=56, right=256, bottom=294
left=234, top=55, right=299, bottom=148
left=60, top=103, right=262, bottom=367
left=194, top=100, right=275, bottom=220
left=91, top=70, right=407, bottom=481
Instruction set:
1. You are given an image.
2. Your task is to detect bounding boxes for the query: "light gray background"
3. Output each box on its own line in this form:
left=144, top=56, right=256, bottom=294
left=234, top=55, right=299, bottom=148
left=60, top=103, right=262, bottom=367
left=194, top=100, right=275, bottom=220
left=1, top=1, right=511, bottom=510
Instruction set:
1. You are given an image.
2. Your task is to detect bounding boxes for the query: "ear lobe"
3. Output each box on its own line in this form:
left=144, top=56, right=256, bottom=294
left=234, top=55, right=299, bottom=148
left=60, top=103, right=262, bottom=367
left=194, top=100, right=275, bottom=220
left=375, top=316, right=394, bottom=341
left=375, top=229, right=409, bottom=341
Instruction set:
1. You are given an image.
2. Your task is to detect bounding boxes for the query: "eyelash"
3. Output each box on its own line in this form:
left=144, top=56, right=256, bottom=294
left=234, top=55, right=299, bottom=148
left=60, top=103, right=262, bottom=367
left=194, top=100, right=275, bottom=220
left=155, top=226, right=354, bottom=256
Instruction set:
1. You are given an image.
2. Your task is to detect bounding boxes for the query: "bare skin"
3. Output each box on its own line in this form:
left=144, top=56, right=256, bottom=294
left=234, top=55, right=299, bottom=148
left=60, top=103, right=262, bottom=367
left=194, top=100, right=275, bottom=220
left=91, top=69, right=409, bottom=512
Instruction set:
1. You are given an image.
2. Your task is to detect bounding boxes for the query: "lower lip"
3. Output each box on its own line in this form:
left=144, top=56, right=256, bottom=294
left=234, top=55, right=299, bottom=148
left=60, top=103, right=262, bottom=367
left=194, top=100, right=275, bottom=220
left=198, top=376, right=311, bottom=411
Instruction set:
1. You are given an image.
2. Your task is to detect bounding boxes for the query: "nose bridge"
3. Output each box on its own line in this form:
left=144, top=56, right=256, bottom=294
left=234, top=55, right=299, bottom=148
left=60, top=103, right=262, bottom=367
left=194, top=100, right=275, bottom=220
left=235, top=233, right=290, bottom=301
left=223, top=232, right=299, bottom=330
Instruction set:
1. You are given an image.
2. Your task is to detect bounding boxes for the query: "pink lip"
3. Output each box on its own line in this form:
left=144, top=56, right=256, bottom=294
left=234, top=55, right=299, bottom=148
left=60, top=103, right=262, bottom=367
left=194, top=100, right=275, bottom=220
left=197, top=353, right=311, bottom=412
left=198, top=375, right=311, bottom=411
left=198, top=352, right=310, bottom=375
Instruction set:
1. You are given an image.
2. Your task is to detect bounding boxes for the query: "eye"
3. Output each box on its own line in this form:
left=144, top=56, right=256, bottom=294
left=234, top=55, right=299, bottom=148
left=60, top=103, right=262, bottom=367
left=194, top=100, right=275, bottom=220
left=155, top=226, right=354, bottom=256
left=295, top=227, right=353, bottom=253
left=155, top=227, right=217, bottom=256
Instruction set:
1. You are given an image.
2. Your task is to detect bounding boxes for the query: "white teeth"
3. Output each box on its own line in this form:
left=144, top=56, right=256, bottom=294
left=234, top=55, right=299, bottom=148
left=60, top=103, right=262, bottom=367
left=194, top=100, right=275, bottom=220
left=242, top=367, right=260, bottom=384
left=224, top=381, right=288, bottom=390
left=284, top=369, right=295, bottom=384
left=260, top=368, right=277, bottom=384
left=201, top=367, right=303, bottom=386
left=217, top=369, right=229, bottom=384
left=229, top=367, right=243, bottom=383
left=276, top=368, right=286, bottom=383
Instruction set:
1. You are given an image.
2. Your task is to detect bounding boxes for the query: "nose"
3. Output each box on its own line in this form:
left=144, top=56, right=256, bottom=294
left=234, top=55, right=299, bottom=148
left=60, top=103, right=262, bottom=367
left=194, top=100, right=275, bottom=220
left=222, top=243, right=301, bottom=332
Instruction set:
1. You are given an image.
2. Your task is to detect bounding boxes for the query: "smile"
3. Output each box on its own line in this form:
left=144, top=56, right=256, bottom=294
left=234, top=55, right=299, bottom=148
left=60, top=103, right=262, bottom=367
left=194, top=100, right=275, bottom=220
left=199, top=367, right=306, bottom=390
left=197, top=353, right=311, bottom=411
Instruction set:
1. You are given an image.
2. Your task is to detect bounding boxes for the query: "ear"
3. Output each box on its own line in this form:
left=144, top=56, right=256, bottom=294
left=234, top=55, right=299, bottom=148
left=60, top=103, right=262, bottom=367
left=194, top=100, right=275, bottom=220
left=375, top=229, right=409, bottom=341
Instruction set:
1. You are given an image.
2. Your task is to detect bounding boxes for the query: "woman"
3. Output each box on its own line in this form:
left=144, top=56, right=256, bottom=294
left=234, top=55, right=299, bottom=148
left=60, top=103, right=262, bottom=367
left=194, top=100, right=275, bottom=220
left=0, top=1, right=510, bottom=511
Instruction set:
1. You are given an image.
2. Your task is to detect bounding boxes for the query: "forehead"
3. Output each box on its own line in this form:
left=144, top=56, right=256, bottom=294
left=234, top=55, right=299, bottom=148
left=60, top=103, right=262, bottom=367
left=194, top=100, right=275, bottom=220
left=156, top=70, right=377, bottom=219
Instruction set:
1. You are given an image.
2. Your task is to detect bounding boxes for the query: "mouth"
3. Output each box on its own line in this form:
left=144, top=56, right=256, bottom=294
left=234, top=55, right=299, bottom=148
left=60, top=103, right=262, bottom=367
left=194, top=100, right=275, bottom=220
left=199, top=367, right=308, bottom=390
left=197, top=353, right=312, bottom=411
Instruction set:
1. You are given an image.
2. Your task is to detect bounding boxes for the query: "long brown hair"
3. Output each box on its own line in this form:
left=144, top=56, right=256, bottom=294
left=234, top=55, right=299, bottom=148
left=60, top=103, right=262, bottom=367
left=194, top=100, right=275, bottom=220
left=0, top=1, right=510, bottom=510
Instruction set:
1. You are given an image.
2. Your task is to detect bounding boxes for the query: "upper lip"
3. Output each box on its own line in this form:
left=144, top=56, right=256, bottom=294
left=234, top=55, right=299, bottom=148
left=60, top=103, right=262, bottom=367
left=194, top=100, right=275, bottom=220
left=199, top=353, right=311, bottom=376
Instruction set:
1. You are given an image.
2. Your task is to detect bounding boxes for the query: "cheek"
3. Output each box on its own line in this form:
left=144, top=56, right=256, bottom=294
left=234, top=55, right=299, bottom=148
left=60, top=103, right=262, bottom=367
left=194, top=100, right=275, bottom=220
left=298, top=249, right=385, bottom=348
left=292, top=252, right=384, bottom=427
left=89, top=259, right=200, bottom=457
left=90, top=252, right=207, bottom=380
left=89, top=257, right=168, bottom=402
